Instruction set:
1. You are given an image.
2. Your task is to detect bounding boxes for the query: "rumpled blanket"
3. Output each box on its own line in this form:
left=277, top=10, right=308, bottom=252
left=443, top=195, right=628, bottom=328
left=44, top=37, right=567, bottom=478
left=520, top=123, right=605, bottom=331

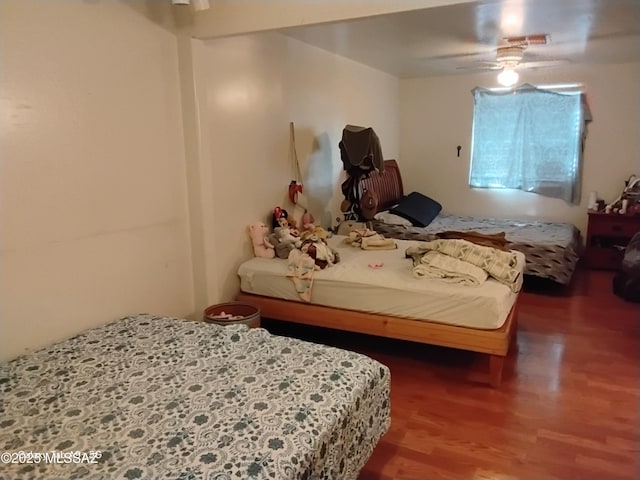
left=286, top=249, right=317, bottom=301
left=413, top=250, right=488, bottom=286
left=406, top=239, right=523, bottom=292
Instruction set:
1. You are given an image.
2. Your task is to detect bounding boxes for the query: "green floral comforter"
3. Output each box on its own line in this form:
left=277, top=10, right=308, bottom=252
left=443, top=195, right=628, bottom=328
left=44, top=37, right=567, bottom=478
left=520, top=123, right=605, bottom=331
left=0, top=314, right=390, bottom=479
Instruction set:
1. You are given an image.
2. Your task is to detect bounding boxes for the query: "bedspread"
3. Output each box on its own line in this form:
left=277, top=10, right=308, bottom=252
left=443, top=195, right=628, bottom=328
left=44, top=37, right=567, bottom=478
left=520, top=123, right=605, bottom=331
left=0, top=314, right=390, bottom=480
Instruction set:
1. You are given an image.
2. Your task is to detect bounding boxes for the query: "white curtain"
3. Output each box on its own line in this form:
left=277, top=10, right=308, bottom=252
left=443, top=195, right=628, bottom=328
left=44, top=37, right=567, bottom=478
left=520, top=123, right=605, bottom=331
left=469, top=84, right=591, bottom=204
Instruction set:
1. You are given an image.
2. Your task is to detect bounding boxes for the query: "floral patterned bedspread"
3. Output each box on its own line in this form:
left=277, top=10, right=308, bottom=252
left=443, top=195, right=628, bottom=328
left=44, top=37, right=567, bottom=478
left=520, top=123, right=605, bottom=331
left=0, top=314, right=390, bottom=480
left=372, top=213, right=582, bottom=285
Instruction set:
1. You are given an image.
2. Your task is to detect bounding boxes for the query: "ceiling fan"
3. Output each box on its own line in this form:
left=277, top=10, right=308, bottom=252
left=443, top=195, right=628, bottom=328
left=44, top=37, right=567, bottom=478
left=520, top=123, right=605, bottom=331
left=456, top=33, right=569, bottom=86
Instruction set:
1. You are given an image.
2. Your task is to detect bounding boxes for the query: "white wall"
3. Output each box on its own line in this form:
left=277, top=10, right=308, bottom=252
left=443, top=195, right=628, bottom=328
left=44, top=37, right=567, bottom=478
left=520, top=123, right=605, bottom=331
left=0, top=1, right=194, bottom=361
left=399, top=62, right=640, bottom=236
left=193, top=32, right=399, bottom=303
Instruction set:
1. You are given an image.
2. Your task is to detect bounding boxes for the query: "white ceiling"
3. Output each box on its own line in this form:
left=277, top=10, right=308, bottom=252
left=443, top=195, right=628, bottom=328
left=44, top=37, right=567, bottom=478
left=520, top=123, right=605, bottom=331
left=280, top=0, right=640, bottom=78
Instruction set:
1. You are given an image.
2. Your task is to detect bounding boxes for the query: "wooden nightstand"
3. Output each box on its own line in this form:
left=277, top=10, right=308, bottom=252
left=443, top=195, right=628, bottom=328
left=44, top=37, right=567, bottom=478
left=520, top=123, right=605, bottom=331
left=584, top=212, right=640, bottom=270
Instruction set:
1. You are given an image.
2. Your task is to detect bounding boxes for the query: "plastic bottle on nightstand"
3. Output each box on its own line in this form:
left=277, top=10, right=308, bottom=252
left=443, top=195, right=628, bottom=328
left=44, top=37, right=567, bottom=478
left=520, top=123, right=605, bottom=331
left=621, top=199, right=629, bottom=215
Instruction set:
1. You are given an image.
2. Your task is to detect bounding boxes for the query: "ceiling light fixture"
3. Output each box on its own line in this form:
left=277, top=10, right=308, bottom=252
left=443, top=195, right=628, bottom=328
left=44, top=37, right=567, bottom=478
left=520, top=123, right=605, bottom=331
left=497, top=67, right=519, bottom=87
left=171, top=0, right=210, bottom=10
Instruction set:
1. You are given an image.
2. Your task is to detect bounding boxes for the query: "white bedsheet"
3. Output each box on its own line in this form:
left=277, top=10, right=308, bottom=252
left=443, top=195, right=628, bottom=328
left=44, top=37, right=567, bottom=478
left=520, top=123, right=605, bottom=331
left=238, top=236, right=524, bottom=330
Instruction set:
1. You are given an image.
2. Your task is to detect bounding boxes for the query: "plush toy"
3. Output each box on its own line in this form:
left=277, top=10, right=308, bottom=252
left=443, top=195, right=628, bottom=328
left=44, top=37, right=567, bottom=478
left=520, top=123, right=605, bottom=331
left=248, top=222, right=275, bottom=259
left=269, top=215, right=302, bottom=259
left=274, top=228, right=301, bottom=249
left=300, top=234, right=339, bottom=269
left=300, top=212, right=316, bottom=233
left=298, top=212, right=331, bottom=241
left=300, top=227, right=329, bottom=243
left=273, top=206, right=300, bottom=233
left=269, top=233, right=294, bottom=259
left=336, top=219, right=366, bottom=236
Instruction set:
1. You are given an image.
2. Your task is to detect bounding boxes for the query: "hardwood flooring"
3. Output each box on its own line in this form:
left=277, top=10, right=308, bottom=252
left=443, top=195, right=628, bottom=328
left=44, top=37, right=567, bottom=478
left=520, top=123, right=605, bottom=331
left=263, top=268, right=639, bottom=480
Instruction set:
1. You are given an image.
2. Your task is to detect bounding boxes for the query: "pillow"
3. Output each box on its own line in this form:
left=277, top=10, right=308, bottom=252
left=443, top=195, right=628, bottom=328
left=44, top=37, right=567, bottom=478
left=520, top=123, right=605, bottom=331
left=373, top=210, right=413, bottom=227
left=390, top=191, right=442, bottom=227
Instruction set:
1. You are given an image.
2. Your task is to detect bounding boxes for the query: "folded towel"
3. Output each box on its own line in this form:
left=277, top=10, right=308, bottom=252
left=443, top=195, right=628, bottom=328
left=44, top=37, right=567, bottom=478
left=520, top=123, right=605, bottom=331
left=346, top=229, right=397, bottom=250
left=361, top=236, right=397, bottom=250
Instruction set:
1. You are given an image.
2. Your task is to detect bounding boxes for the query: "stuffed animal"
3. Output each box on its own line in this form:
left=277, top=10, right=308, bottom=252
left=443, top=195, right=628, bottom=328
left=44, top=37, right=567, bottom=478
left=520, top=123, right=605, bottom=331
left=300, top=227, right=329, bottom=243
left=276, top=215, right=301, bottom=241
left=269, top=216, right=302, bottom=259
left=300, top=212, right=316, bottom=233
left=298, top=212, right=331, bottom=241
left=273, top=206, right=300, bottom=233
left=300, top=234, right=339, bottom=269
left=336, top=219, right=366, bottom=236
left=248, top=222, right=275, bottom=259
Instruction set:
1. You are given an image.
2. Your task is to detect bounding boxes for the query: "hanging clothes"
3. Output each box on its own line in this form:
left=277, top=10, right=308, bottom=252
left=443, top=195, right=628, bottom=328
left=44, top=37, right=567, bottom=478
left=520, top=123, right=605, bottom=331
left=338, top=125, right=384, bottom=221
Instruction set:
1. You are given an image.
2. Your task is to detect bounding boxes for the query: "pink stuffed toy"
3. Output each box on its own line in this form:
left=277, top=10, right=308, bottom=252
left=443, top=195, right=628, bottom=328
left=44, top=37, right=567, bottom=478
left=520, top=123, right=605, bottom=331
left=248, top=222, right=275, bottom=258
left=301, top=212, right=316, bottom=233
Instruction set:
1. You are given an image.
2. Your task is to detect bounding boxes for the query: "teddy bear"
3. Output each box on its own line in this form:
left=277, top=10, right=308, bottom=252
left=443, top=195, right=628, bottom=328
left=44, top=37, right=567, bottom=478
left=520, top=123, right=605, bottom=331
left=248, top=221, right=275, bottom=259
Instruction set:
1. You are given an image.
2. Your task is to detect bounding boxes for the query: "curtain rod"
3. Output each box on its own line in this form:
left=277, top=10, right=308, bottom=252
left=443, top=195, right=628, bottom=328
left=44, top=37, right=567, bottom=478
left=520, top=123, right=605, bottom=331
left=486, top=83, right=584, bottom=94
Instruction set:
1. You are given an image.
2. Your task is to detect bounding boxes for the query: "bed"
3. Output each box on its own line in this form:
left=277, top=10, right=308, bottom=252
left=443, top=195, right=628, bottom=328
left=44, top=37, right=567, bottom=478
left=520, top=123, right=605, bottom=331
left=361, top=160, right=582, bottom=286
left=0, top=314, right=390, bottom=480
left=237, top=235, right=524, bottom=387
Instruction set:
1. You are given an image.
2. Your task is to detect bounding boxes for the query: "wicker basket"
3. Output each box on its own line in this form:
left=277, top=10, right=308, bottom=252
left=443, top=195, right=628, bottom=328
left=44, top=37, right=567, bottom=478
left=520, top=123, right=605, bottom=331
left=203, top=302, right=261, bottom=328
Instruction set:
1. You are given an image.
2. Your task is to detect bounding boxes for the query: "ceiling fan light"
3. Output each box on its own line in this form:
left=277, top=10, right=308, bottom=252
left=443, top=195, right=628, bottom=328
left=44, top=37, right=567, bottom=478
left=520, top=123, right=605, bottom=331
left=497, top=68, right=519, bottom=87
left=192, top=0, right=210, bottom=10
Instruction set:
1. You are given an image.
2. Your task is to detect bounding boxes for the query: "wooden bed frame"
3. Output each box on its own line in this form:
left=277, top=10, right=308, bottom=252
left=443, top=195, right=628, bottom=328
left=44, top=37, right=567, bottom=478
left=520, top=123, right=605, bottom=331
left=237, top=292, right=519, bottom=387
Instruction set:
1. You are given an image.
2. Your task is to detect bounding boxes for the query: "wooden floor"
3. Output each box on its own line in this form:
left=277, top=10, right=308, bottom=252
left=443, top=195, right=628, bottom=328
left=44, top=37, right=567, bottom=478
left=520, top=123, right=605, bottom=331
left=263, top=268, right=639, bottom=480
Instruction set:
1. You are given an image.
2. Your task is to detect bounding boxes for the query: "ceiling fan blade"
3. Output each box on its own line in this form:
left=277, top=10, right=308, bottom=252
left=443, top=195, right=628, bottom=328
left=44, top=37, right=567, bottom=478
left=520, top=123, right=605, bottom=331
left=456, top=62, right=502, bottom=72
left=519, top=59, right=570, bottom=69
left=426, top=51, right=486, bottom=61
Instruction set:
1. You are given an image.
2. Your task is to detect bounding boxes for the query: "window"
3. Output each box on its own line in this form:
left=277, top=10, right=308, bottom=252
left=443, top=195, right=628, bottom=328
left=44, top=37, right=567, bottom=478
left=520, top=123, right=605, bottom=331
left=469, top=84, right=590, bottom=204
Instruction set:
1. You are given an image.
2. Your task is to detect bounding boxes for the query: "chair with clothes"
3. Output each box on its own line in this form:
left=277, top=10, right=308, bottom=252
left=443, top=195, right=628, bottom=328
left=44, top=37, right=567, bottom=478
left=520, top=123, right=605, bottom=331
left=339, top=125, right=384, bottom=221
left=613, top=231, right=640, bottom=303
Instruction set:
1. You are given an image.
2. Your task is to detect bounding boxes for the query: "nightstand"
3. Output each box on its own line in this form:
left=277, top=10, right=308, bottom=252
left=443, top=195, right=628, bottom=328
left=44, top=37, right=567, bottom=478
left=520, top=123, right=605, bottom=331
left=584, top=212, right=640, bottom=270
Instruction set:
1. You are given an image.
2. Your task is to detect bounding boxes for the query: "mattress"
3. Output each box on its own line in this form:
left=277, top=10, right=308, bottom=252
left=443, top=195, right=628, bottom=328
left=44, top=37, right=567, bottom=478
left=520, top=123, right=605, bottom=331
left=238, top=236, right=524, bottom=330
left=372, top=213, right=581, bottom=285
left=0, top=314, right=390, bottom=480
